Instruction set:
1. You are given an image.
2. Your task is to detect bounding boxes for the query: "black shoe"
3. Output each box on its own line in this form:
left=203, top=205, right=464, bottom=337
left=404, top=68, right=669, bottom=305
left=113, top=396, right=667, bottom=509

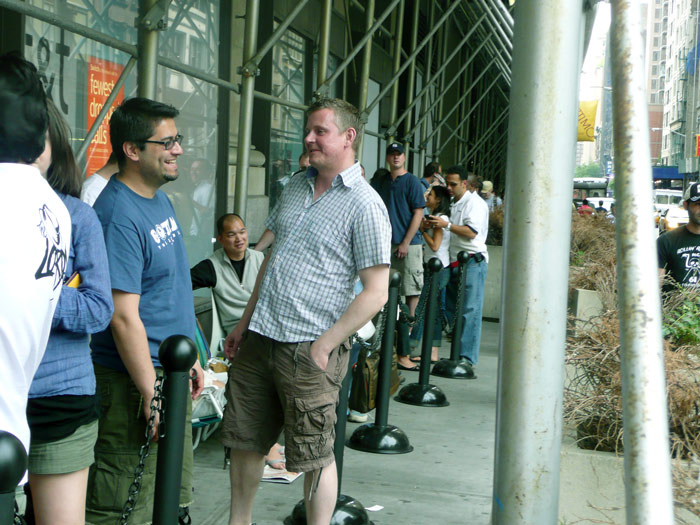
left=178, top=506, right=192, bottom=525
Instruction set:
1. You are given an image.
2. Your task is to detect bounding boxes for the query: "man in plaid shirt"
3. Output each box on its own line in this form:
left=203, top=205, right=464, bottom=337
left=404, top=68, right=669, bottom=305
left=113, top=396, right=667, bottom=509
left=221, top=98, right=391, bottom=525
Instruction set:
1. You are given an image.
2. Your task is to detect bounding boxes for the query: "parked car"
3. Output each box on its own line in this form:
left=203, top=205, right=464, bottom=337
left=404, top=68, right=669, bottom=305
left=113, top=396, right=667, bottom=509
left=658, top=206, right=689, bottom=234
left=654, top=189, right=684, bottom=215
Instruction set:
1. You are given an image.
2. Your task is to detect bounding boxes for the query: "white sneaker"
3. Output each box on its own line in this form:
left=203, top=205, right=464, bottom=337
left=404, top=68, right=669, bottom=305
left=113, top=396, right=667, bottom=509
left=347, top=410, right=369, bottom=423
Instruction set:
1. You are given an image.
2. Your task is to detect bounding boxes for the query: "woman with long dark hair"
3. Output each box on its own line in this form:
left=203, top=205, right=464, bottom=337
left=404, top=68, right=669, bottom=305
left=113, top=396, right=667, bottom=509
left=25, top=100, right=113, bottom=525
left=409, top=185, right=452, bottom=363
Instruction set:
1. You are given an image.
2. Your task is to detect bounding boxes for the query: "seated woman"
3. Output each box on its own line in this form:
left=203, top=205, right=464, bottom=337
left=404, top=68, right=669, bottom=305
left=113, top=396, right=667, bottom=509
left=24, top=100, right=113, bottom=525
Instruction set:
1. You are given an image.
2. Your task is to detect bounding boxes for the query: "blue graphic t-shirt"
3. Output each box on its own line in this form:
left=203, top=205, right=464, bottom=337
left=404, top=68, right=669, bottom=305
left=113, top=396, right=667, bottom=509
left=90, top=177, right=195, bottom=371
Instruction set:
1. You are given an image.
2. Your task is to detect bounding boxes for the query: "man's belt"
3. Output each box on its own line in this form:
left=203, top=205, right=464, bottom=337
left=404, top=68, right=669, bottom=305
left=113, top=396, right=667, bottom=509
left=449, top=252, right=485, bottom=267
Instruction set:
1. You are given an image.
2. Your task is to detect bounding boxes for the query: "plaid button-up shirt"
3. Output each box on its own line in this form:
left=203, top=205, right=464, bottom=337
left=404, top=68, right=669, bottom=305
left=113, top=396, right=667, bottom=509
left=249, top=162, right=391, bottom=342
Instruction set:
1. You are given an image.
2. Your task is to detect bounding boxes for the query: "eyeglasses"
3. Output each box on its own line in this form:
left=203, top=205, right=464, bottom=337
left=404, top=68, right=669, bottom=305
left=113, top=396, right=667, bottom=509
left=142, top=134, right=183, bottom=150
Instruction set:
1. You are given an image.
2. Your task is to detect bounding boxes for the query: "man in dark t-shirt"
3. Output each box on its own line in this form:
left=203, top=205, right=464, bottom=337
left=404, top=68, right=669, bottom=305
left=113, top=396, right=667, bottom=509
left=657, top=182, right=700, bottom=293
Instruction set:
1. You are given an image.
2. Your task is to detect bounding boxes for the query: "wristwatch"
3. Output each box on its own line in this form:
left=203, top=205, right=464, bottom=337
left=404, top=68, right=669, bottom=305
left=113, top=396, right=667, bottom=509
left=446, top=222, right=451, bottom=231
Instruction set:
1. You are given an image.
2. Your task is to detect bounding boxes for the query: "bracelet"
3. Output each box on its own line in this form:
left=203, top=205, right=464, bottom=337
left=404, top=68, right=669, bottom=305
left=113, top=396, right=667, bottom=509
left=446, top=222, right=451, bottom=231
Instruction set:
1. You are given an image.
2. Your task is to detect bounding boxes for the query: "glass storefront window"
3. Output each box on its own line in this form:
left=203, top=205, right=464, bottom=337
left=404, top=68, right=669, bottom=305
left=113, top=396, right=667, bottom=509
left=269, top=24, right=306, bottom=209
left=24, top=0, right=220, bottom=268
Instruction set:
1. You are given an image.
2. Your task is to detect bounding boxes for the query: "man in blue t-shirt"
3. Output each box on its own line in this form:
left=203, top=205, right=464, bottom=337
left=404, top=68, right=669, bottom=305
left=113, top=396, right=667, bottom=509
left=370, top=142, right=425, bottom=369
left=87, top=97, right=204, bottom=525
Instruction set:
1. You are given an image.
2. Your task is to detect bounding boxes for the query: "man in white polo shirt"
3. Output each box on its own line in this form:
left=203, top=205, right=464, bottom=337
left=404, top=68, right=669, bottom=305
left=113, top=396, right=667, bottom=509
left=428, top=165, right=489, bottom=369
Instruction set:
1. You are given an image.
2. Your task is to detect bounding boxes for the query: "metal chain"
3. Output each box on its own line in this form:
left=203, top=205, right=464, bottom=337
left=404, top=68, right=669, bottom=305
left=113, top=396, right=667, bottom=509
left=448, top=262, right=468, bottom=334
left=118, top=375, right=165, bottom=525
left=398, top=273, right=433, bottom=328
left=352, top=304, right=387, bottom=353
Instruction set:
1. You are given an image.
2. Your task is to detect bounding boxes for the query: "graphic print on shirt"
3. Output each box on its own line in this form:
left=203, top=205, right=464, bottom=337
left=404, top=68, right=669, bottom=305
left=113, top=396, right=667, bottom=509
left=679, top=246, right=700, bottom=286
left=149, top=216, right=181, bottom=249
left=34, top=204, right=68, bottom=290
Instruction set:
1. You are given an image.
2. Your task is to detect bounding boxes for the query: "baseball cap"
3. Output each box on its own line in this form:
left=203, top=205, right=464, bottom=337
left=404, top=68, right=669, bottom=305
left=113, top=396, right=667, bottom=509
left=482, top=181, right=493, bottom=192
left=684, top=182, right=700, bottom=202
left=386, top=142, right=404, bottom=155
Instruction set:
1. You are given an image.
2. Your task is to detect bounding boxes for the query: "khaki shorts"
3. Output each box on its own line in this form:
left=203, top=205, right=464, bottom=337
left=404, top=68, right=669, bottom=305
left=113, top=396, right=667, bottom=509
left=28, top=419, right=98, bottom=475
left=391, top=244, right=424, bottom=296
left=221, top=331, right=350, bottom=473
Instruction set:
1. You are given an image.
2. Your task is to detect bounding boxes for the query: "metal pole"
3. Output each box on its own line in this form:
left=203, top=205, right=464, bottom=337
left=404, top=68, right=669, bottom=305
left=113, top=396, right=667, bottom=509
left=461, top=109, right=509, bottom=165
left=137, top=0, right=162, bottom=99
left=152, top=336, right=197, bottom=525
left=484, top=0, right=514, bottom=39
left=317, top=0, right=333, bottom=90
left=387, top=0, right=405, bottom=144
left=473, top=0, right=513, bottom=54
left=418, top=0, right=436, bottom=169
left=610, top=1, right=674, bottom=522
left=248, top=0, right=310, bottom=71
left=492, top=1, right=584, bottom=522
left=433, top=22, right=449, bottom=157
left=77, top=57, right=136, bottom=163
left=363, top=0, right=462, bottom=119
left=356, top=0, right=376, bottom=161
left=318, top=0, right=403, bottom=94
left=0, top=431, right=26, bottom=524
left=434, top=72, right=502, bottom=155
left=234, top=0, right=260, bottom=220
left=407, top=35, right=494, bottom=140
left=387, top=11, right=488, bottom=139
left=403, top=0, right=420, bottom=155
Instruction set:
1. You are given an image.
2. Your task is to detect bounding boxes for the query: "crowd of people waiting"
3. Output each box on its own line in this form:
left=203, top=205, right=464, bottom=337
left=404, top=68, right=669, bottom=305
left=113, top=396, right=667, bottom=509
left=1, top=50, right=502, bottom=525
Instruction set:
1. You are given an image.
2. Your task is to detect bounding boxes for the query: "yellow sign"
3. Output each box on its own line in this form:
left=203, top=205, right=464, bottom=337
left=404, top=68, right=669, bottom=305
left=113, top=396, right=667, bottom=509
left=577, top=100, right=598, bottom=142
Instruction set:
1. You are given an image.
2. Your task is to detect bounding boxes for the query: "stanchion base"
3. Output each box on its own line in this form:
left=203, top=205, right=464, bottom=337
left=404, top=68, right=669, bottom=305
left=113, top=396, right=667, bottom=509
left=284, top=494, right=374, bottom=525
left=431, top=359, right=476, bottom=380
left=346, top=423, right=413, bottom=454
left=394, top=383, right=449, bottom=407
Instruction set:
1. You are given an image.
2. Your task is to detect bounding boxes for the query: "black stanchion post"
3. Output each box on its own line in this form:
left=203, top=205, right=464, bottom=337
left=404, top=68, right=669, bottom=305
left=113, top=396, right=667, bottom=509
left=347, top=272, right=413, bottom=453
left=0, top=431, right=26, bottom=524
left=152, top=335, right=197, bottom=525
left=395, top=258, right=449, bottom=407
left=286, top=358, right=372, bottom=524
left=432, top=251, right=476, bottom=379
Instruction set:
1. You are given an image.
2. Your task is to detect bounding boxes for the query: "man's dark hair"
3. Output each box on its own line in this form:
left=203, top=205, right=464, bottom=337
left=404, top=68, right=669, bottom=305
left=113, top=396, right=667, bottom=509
left=0, top=53, right=48, bottom=164
left=109, top=97, right=179, bottom=168
left=45, top=99, right=82, bottom=198
left=598, top=200, right=604, bottom=206
left=216, top=213, right=245, bottom=235
left=423, top=161, right=441, bottom=179
left=445, top=165, right=467, bottom=181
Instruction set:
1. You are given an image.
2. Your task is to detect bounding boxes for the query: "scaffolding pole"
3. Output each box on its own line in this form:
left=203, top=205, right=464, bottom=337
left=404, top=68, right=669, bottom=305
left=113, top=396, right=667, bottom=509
left=492, top=1, right=584, bottom=522
left=418, top=0, right=436, bottom=170
left=610, top=0, right=674, bottom=522
left=317, top=0, right=333, bottom=89
left=363, top=0, right=461, bottom=119
left=234, top=0, right=260, bottom=220
left=387, top=10, right=488, bottom=138
left=461, top=108, right=508, bottom=165
left=137, top=0, right=165, bottom=98
left=403, top=0, right=420, bottom=155
left=355, top=0, right=375, bottom=161
left=406, top=34, right=493, bottom=139
left=387, top=0, right=405, bottom=144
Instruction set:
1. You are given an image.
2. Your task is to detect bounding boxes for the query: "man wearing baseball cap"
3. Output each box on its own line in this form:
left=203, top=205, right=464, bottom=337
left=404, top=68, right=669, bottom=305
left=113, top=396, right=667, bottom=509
left=370, top=142, right=425, bottom=370
left=657, top=182, right=700, bottom=293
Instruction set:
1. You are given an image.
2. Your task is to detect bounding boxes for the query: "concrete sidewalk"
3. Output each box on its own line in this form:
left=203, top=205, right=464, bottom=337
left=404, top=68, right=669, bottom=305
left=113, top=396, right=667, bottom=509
left=189, top=321, right=500, bottom=525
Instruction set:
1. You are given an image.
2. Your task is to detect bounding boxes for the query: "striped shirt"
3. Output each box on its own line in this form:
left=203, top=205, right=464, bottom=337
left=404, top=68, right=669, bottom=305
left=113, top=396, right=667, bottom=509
left=249, top=162, right=392, bottom=342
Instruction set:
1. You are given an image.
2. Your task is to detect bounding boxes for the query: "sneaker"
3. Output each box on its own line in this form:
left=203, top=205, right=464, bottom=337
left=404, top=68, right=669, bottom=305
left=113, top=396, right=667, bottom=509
left=347, top=410, right=369, bottom=423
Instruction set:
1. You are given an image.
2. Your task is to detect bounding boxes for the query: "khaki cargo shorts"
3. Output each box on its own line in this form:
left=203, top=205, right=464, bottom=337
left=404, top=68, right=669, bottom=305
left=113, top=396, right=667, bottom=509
left=391, top=243, right=424, bottom=296
left=221, top=331, right=350, bottom=473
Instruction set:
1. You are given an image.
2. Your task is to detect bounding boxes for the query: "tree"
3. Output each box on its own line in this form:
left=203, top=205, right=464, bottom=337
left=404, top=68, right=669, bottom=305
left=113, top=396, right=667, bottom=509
left=575, top=162, right=603, bottom=179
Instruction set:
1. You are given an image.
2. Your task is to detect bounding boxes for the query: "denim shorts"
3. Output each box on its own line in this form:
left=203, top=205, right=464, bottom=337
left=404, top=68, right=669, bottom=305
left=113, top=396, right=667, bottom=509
left=221, top=330, right=350, bottom=472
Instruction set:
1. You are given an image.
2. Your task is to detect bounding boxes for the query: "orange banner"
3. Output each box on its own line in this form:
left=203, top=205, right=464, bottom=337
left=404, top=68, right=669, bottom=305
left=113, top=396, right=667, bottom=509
left=85, top=57, right=124, bottom=177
